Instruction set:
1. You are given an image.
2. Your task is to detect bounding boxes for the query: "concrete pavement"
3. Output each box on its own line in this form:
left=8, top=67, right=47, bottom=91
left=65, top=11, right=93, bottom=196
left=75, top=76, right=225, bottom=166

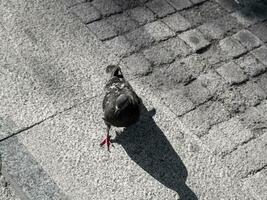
left=0, top=0, right=266, bottom=199
left=0, top=173, right=20, bottom=200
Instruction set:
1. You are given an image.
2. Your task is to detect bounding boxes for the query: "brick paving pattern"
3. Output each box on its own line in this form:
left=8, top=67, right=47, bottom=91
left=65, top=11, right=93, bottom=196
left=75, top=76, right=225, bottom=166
left=70, top=0, right=267, bottom=197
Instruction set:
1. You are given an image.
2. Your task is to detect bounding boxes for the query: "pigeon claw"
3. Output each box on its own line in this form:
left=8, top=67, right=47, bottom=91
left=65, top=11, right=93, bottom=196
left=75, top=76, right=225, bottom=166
left=100, top=135, right=112, bottom=151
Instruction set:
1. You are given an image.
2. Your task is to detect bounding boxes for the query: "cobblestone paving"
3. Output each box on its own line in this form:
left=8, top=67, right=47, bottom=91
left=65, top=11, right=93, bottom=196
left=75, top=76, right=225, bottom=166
left=70, top=0, right=267, bottom=197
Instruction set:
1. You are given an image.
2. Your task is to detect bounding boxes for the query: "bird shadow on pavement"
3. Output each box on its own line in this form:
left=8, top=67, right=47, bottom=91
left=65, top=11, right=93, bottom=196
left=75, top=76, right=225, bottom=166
left=112, top=106, right=198, bottom=200
left=238, top=0, right=267, bottom=19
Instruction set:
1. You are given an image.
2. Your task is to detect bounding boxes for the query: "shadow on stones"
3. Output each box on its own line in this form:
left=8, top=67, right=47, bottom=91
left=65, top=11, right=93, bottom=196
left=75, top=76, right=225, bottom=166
left=113, top=106, right=198, bottom=200
left=238, top=0, right=267, bottom=19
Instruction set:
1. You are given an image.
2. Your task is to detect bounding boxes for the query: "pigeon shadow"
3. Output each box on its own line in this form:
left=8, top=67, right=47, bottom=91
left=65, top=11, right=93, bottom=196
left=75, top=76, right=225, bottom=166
left=238, top=0, right=267, bottom=19
left=113, top=107, right=198, bottom=200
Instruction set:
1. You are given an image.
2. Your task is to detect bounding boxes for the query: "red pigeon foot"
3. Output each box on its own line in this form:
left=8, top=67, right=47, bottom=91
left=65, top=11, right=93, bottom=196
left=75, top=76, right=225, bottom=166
left=100, top=135, right=112, bottom=151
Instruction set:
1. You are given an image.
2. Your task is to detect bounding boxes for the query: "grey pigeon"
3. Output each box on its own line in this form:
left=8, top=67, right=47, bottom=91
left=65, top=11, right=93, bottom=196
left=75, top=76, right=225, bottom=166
left=100, top=65, right=142, bottom=151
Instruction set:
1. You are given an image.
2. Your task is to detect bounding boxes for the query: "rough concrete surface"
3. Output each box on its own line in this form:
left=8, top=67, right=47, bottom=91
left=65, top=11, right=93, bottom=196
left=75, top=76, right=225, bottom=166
left=0, top=0, right=267, bottom=199
left=0, top=173, right=21, bottom=200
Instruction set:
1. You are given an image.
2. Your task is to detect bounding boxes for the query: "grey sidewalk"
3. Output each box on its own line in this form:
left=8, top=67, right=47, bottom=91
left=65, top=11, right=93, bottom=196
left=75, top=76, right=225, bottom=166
left=0, top=0, right=267, bottom=199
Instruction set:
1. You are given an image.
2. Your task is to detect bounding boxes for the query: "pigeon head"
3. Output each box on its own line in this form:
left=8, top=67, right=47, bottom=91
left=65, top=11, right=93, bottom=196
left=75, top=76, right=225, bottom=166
left=106, top=65, right=123, bottom=78
left=115, top=94, right=130, bottom=116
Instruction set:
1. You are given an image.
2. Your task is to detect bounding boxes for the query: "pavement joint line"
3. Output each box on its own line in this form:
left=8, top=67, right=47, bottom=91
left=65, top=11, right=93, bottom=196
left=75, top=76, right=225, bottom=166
left=0, top=94, right=100, bottom=143
left=0, top=118, right=48, bottom=143
left=222, top=127, right=267, bottom=159
left=242, top=163, right=267, bottom=179
left=221, top=136, right=258, bottom=159
left=174, top=95, right=214, bottom=118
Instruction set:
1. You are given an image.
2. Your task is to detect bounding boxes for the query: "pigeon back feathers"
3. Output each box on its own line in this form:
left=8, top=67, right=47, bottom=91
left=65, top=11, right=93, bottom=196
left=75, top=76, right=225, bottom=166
left=103, top=65, right=141, bottom=127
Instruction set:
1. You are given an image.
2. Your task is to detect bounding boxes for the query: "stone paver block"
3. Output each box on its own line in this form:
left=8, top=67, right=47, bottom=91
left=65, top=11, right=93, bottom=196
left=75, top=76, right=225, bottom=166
left=181, top=101, right=230, bottom=137
left=216, top=61, right=248, bottom=85
left=120, top=53, right=152, bottom=76
left=251, top=46, right=267, bottom=66
left=70, top=2, right=101, bottom=24
left=219, top=37, right=247, bottom=58
left=233, top=30, right=262, bottom=51
left=181, top=55, right=207, bottom=76
left=143, top=43, right=175, bottom=65
left=162, top=13, right=191, bottom=32
left=179, top=29, right=210, bottom=52
left=224, top=133, right=267, bottom=178
left=143, top=36, right=191, bottom=65
left=238, top=102, right=267, bottom=131
left=214, top=0, right=240, bottom=12
left=161, top=89, right=195, bottom=116
left=161, top=37, right=191, bottom=57
left=200, top=14, right=243, bottom=40
left=203, top=117, right=254, bottom=156
left=107, top=13, right=138, bottom=34
left=249, top=21, right=267, bottom=43
left=166, top=0, right=192, bottom=10
left=198, top=21, right=225, bottom=40
left=198, top=71, right=226, bottom=96
left=180, top=1, right=227, bottom=27
left=243, top=168, right=267, bottom=200
left=92, top=0, right=122, bottom=16
left=257, top=73, right=267, bottom=95
left=104, top=35, right=135, bottom=57
left=219, top=81, right=266, bottom=113
left=139, top=66, right=174, bottom=90
left=146, top=0, right=175, bottom=18
left=201, top=44, right=225, bottom=65
left=239, top=81, right=267, bottom=107
left=162, top=62, right=192, bottom=85
left=144, top=21, right=175, bottom=42
left=219, top=86, right=246, bottom=113
left=236, top=54, right=266, bottom=77
left=127, top=6, right=155, bottom=25
left=87, top=19, right=117, bottom=40
left=255, top=100, right=267, bottom=119
left=165, top=55, right=206, bottom=85
left=231, top=11, right=258, bottom=27
left=125, top=26, right=155, bottom=50
left=217, top=14, right=243, bottom=33
left=184, top=79, right=211, bottom=105
left=145, top=55, right=205, bottom=89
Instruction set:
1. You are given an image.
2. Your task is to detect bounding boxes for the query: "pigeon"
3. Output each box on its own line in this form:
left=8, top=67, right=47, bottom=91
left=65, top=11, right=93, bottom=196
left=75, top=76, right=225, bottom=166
left=100, top=65, right=142, bottom=151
